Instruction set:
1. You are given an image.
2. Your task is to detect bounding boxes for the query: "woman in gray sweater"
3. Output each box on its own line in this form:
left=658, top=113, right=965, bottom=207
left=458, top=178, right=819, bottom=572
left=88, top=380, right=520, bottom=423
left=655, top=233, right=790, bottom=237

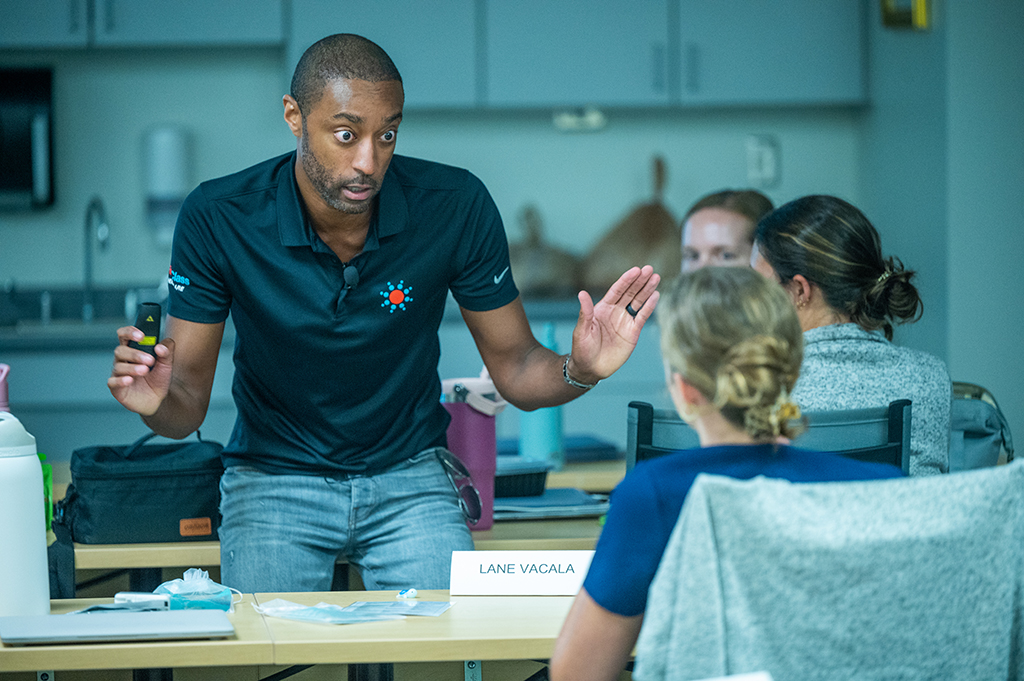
left=751, top=195, right=951, bottom=475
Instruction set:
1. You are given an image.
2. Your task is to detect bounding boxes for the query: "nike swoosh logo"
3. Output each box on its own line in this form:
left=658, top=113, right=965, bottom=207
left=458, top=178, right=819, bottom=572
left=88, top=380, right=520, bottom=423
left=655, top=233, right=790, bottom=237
left=493, top=266, right=510, bottom=285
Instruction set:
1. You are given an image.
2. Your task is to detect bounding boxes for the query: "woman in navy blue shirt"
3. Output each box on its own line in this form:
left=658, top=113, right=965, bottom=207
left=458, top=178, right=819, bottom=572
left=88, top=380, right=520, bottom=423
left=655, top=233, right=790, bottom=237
left=550, top=267, right=902, bottom=681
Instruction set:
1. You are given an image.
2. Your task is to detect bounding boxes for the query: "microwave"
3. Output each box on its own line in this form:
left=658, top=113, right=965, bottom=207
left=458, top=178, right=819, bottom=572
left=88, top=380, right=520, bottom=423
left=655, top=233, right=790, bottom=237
left=0, top=67, right=54, bottom=211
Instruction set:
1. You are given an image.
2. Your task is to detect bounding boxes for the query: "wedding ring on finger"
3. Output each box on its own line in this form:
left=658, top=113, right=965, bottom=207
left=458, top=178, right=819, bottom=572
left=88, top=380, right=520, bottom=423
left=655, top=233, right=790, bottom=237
left=626, top=303, right=638, bottom=318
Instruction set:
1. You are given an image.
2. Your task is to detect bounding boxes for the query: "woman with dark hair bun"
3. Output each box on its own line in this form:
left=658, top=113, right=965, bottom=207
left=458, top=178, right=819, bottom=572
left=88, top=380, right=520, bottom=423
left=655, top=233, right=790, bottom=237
left=752, top=195, right=951, bottom=476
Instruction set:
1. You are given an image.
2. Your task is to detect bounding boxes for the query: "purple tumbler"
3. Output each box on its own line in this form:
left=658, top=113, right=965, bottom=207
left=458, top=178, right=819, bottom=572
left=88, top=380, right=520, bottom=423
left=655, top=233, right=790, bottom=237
left=442, top=371, right=507, bottom=531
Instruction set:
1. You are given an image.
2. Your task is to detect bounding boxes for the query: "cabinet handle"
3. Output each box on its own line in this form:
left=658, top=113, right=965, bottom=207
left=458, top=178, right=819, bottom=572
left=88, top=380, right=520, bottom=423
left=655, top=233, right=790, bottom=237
left=684, top=43, right=700, bottom=94
left=102, top=0, right=116, bottom=34
left=651, top=43, right=666, bottom=93
left=31, top=113, right=51, bottom=204
left=68, top=0, right=80, bottom=35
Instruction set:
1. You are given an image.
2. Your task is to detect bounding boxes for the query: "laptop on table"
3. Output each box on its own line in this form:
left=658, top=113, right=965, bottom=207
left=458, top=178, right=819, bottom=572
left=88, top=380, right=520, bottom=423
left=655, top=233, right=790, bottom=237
left=0, top=610, right=234, bottom=646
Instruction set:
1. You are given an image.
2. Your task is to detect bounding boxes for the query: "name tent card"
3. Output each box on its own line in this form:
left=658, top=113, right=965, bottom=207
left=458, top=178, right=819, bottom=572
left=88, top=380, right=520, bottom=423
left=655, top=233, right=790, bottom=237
left=450, top=550, right=594, bottom=595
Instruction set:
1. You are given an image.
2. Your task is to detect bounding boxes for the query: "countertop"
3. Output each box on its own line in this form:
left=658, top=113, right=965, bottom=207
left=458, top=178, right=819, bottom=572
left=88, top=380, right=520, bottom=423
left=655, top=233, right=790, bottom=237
left=0, top=298, right=583, bottom=352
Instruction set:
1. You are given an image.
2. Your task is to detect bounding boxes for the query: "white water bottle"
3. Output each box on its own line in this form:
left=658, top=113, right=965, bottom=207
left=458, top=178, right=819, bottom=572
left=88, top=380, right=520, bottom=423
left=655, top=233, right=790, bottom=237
left=0, top=380, right=51, bottom=616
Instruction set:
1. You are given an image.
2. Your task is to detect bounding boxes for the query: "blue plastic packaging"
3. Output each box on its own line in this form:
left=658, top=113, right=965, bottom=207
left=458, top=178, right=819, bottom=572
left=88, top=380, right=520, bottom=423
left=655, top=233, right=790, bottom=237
left=155, top=568, right=235, bottom=611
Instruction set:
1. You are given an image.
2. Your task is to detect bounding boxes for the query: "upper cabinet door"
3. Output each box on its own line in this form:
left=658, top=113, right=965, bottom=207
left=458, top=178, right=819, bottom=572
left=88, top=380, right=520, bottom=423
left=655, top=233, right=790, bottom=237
left=485, top=0, right=673, bottom=108
left=0, top=0, right=89, bottom=48
left=678, top=0, right=865, bottom=106
left=287, top=0, right=478, bottom=109
left=93, top=0, right=284, bottom=47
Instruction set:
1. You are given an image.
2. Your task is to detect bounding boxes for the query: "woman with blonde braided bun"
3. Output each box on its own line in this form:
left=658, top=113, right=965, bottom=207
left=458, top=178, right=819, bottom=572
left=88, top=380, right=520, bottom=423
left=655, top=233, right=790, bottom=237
left=550, top=267, right=902, bottom=681
left=751, top=195, right=952, bottom=476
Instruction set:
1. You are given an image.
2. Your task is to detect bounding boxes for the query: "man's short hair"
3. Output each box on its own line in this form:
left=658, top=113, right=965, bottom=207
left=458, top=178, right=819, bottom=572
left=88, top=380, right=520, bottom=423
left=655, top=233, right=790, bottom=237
left=290, top=33, right=403, bottom=114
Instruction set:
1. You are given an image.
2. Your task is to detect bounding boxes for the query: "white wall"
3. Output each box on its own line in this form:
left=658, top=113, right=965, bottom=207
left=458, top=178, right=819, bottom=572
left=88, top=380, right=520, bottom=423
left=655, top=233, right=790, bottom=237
left=0, top=47, right=293, bottom=288
left=855, top=0, right=1024, bottom=440
left=946, top=1, right=1024, bottom=438
left=858, top=4, right=948, bottom=361
left=400, top=108, right=860, bottom=257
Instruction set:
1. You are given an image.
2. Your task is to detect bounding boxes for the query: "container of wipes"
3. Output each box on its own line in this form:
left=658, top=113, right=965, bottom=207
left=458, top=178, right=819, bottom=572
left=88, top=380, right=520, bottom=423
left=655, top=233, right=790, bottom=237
left=155, top=568, right=240, bottom=611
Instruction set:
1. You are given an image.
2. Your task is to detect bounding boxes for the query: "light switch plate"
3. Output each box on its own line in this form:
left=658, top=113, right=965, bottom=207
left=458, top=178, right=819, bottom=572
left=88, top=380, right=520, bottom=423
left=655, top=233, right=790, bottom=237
left=746, top=135, right=781, bottom=188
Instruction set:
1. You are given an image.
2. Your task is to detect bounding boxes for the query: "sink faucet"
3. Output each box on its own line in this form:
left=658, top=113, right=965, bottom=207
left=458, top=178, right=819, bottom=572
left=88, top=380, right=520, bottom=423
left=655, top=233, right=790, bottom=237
left=83, top=196, right=110, bottom=323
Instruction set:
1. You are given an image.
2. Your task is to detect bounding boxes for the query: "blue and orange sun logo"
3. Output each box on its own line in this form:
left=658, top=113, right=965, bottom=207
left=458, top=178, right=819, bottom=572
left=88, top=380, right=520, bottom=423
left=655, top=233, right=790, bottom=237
left=380, top=280, right=413, bottom=313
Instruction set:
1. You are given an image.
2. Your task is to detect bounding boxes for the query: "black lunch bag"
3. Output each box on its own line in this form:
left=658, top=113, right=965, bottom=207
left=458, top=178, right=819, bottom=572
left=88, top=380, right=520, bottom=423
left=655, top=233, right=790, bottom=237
left=56, top=431, right=224, bottom=544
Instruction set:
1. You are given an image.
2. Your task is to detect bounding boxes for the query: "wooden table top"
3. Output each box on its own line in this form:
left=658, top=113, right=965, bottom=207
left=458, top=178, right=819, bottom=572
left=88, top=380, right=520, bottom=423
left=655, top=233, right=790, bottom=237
left=256, top=589, right=575, bottom=665
left=546, top=459, right=625, bottom=493
left=0, top=591, right=574, bottom=672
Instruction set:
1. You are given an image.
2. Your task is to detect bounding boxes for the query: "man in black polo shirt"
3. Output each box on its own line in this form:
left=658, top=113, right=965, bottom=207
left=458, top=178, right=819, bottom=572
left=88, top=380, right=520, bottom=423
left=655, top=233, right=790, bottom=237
left=109, top=34, right=660, bottom=593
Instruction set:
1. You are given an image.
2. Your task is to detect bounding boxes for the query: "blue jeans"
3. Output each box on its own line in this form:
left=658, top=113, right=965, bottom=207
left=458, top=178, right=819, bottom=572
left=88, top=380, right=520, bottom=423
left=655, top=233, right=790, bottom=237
left=218, top=447, right=474, bottom=593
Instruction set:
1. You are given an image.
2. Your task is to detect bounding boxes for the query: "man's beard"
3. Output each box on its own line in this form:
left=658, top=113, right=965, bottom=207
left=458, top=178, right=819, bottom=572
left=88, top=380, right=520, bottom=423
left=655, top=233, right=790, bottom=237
left=300, top=133, right=378, bottom=214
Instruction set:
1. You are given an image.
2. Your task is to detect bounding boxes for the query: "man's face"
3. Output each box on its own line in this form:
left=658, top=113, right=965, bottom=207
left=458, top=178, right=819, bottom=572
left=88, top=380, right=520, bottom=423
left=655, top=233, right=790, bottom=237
left=294, top=78, right=404, bottom=214
left=681, top=207, right=755, bottom=272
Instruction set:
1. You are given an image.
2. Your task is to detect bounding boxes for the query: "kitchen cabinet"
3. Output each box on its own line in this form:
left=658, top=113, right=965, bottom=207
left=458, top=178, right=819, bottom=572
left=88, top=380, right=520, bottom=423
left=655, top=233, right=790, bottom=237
left=0, top=0, right=89, bottom=48
left=0, top=0, right=283, bottom=49
left=284, top=1, right=863, bottom=110
left=484, top=0, right=674, bottom=108
left=677, top=0, right=866, bottom=106
left=481, top=0, right=863, bottom=108
left=288, top=0, right=478, bottom=109
left=93, top=0, right=283, bottom=47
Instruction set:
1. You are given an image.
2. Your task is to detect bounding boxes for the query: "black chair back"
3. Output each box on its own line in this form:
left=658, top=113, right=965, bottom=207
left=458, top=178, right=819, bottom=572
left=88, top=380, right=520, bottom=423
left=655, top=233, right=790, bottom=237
left=626, top=399, right=912, bottom=475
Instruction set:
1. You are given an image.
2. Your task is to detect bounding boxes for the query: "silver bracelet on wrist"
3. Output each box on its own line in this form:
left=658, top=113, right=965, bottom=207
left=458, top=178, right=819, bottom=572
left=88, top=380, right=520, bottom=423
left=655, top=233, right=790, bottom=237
left=562, top=354, right=599, bottom=390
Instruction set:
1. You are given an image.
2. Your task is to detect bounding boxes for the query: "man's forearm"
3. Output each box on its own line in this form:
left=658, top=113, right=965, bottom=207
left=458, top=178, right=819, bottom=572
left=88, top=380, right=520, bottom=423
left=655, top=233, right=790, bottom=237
left=496, top=347, right=600, bottom=412
left=141, top=379, right=208, bottom=439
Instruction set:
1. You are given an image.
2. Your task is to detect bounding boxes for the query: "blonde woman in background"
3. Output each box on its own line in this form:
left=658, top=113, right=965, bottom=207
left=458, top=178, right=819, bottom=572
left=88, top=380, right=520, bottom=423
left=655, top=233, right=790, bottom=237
left=549, top=267, right=902, bottom=681
left=680, top=189, right=773, bottom=271
left=752, top=194, right=952, bottom=476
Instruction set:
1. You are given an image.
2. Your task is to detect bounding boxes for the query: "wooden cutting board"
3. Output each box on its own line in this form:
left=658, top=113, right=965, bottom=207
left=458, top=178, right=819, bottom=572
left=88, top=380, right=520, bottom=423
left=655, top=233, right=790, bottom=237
left=581, top=156, right=680, bottom=295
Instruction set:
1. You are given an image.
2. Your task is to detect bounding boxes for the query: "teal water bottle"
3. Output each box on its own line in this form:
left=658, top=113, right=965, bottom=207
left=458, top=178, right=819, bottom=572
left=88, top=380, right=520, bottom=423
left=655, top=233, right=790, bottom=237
left=519, top=323, right=564, bottom=470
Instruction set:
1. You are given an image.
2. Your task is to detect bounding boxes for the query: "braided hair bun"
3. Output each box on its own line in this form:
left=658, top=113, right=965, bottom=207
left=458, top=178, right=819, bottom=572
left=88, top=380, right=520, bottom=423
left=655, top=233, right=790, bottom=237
left=660, top=267, right=804, bottom=442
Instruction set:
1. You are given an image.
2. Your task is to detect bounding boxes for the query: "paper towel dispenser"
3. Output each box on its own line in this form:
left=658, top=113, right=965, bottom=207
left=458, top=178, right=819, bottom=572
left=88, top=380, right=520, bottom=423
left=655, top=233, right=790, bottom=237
left=143, top=125, right=191, bottom=247
left=0, top=68, right=54, bottom=211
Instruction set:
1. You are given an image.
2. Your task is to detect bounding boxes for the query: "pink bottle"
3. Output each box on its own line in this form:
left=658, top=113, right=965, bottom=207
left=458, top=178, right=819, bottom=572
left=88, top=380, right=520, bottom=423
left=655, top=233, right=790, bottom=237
left=442, top=369, right=507, bottom=531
